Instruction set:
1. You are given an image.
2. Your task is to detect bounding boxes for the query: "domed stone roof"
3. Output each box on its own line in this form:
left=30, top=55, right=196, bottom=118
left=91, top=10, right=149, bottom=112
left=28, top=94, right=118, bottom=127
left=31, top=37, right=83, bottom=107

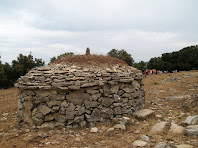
left=16, top=55, right=145, bottom=128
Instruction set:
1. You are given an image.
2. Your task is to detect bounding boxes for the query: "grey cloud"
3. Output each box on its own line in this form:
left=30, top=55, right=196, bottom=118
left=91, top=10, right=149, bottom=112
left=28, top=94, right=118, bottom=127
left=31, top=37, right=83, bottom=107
left=0, top=0, right=198, bottom=64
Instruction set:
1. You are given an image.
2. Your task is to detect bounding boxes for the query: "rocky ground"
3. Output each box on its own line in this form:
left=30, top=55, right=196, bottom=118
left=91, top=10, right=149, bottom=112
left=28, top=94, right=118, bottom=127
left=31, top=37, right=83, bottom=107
left=0, top=70, right=197, bottom=148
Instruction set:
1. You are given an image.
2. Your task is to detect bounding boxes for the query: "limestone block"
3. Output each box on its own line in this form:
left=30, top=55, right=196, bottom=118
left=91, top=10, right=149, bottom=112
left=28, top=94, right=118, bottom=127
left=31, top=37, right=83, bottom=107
left=38, top=104, right=51, bottom=115
left=184, top=115, right=198, bottom=125
left=103, top=84, right=111, bottom=96
left=18, top=99, right=23, bottom=110
left=122, top=93, right=131, bottom=98
left=110, top=85, right=119, bottom=94
left=101, top=108, right=113, bottom=118
left=32, top=116, right=44, bottom=125
left=45, top=113, right=55, bottom=121
left=74, top=115, right=84, bottom=123
left=55, top=114, right=66, bottom=123
left=50, top=94, right=65, bottom=101
left=113, top=107, right=121, bottom=115
left=91, top=94, right=101, bottom=101
left=133, top=81, right=141, bottom=89
left=66, top=90, right=90, bottom=105
left=34, top=97, right=49, bottom=104
left=47, top=100, right=62, bottom=108
left=34, top=112, right=44, bottom=119
left=185, top=125, right=198, bottom=136
left=76, top=106, right=86, bottom=116
left=35, top=76, right=46, bottom=82
left=150, top=122, right=168, bottom=133
left=84, top=100, right=98, bottom=109
left=135, top=109, right=154, bottom=120
left=176, top=144, right=193, bottom=148
left=60, top=107, right=66, bottom=114
left=22, top=90, right=36, bottom=96
left=35, top=90, right=57, bottom=97
left=113, top=94, right=121, bottom=102
left=101, top=97, right=113, bottom=107
left=132, top=140, right=148, bottom=147
left=66, top=103, right=75, bottom=119
left=23, top=101, right=33, bottom=118
left=86, top=89, right=99, bottom=94
left=87, top=108, right=101, bottom=122
left=60, top=100, right=68, bottom=107
left=169, top=123, right=185, bottom=134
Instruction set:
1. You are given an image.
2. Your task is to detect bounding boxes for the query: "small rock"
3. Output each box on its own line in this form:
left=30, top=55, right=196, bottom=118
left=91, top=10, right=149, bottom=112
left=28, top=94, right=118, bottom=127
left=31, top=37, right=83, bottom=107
left=75, top=137, right=81, bottom=142
left=169, top=123, right=185, bottom=134
left=176, top=144, right=193, bottom=148
left=0, top=133, right=5, bottom=136
left=2, top=113, right=9, bottom=116
left=122, top=116, right=130, bottom=120
left=107, top=127, right=114, bottom=132
left=153, top=142, right=174, bottom=148
left=184, top=115, right=198, bottom=125
left=90, top=127, right=98, bottom=133
left=155, top=114, right=163, bottom=118
left=100, top=126, right=108, bottom=131
left=113, top=124, right=126, bottom=130
left=150, top=122, right=168, bottom=133
left=185, top=125, right=198, bottom=136
left=139, top=135, right=150, bottom=142
left=38, top=132, right=48, bottom=138
left=135, top=109, right=155, bottom=120
left=38, top=144, right=44, bottom=147
left=25, top=129, right=31, bottom=133
left=23, top=135, right=34, bottom=141
left=134, top=129, right=141, bottom=134
left=45, top=142, right=51, bottom=145
left=132, top=140, right=148, bottom=147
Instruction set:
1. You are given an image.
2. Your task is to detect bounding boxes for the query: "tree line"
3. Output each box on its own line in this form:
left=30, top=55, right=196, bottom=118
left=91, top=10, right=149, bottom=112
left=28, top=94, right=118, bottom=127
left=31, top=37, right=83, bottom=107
left=146, top=45, right=198, bottom=71
left=0, top=54, right=44, bottom=88
left=0, top=45, right=197, bottom=89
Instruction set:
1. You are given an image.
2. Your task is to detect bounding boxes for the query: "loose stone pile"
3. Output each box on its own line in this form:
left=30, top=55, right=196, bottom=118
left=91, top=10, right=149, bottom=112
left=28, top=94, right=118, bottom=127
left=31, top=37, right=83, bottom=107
left=15, top=63, right=145, bottom=128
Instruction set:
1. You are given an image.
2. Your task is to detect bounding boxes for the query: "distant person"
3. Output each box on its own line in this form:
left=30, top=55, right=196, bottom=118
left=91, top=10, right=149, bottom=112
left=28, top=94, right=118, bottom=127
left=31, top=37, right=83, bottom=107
left=146, top=69, right=148, bottom=75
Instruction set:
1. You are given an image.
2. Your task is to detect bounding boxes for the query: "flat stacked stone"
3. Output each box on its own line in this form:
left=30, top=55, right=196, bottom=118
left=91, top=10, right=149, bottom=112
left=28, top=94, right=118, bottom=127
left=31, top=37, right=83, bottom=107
left=16, top=64, right=145, bottom=128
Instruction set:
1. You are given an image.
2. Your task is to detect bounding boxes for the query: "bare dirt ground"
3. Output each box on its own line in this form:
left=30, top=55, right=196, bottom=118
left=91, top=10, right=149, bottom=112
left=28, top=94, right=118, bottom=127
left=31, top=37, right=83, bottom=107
left=0, top=71, right=197, bottom=148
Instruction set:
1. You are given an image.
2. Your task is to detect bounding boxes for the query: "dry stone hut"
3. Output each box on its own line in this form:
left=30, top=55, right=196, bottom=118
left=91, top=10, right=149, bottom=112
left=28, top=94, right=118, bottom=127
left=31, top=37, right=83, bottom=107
left=15, top=55, right=145, bottom=128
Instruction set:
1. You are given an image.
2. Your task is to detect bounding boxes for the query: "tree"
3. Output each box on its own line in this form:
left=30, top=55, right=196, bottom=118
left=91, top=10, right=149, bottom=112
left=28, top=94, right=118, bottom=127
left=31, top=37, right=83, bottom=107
left=107, top=49, right=134, bottom=66
left=50, top=52, right=74, bottom=63
left=0, top=61, right=8, bottom=88
left=147, top=45, right=198, bottom=72
left=50, top=56, right=57, bottom=63
left=11, top=53, right=45, bottom=80
left=134, top=61, right=146, bottom=70
left=0, top=53, right=45, bottom=89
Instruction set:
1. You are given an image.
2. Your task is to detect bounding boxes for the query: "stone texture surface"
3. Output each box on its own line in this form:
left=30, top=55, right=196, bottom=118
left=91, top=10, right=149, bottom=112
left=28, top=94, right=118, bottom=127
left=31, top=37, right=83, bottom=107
left=90, top=127, right=98, bottom=133
left=153, top=142, right=173, bottom=148
left=135, top=109, right=154, bottom=120
left=132, top=140, right=148, bottom=147
left=185, top=125, right=198, bottom=136
left=184, top=115, right=198, bottom=125
left=139, top=135, right=150, bottom=142
left=176, top=144, right=193, bottom=148
left=169, top=123, right=185, bottom=134
left=16, top=64, right=145, bottom=128
left=150, top=122, right=168, bottom=133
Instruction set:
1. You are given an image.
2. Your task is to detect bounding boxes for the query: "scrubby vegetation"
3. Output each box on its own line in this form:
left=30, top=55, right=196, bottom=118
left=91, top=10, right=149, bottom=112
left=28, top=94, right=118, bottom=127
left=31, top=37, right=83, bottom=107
left=0, top=54, right=44, bottom=89
left=147, top=45, right=198, bottom=71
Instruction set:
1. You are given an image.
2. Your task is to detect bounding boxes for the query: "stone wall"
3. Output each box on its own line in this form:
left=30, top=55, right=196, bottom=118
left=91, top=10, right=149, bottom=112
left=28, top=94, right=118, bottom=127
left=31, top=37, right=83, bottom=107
left=16, top=64, right=145, bottom=128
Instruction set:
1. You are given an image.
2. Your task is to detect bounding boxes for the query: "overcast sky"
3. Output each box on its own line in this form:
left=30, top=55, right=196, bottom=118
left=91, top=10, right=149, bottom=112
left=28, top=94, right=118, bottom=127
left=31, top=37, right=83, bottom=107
left=0, top=0, right=198, bottom=64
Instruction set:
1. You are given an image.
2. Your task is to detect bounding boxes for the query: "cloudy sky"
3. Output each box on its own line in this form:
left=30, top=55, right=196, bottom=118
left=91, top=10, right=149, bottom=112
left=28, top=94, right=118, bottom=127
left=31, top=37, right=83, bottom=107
left=0, top=0, right=198, bottom=64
